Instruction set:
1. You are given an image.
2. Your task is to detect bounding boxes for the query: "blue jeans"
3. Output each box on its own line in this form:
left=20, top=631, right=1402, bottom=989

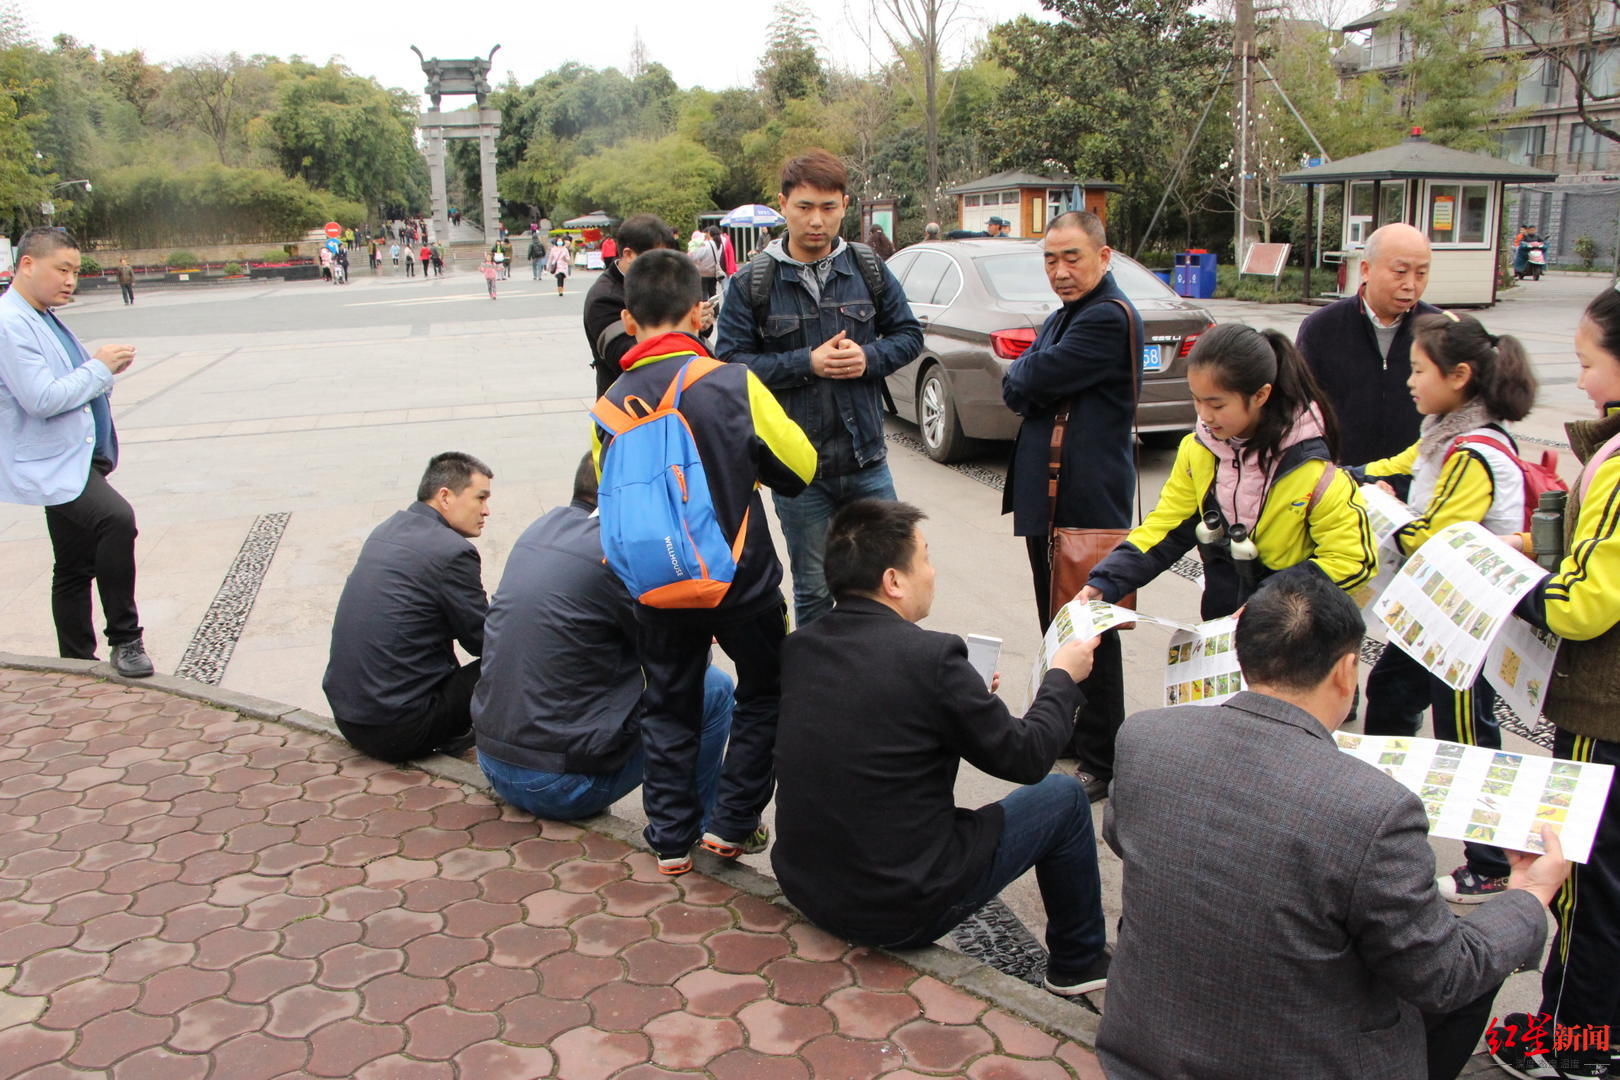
left=480, top=666, right=734, bottom=822
left=885, top=774, right=1107, bottom=973
left=772, top=461, right=897, bottom=627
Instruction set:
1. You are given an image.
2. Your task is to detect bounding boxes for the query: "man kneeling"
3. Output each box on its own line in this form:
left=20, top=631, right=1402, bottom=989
left=772, top=499, right=1110, bottom=996
left=472, top=456, right=734, bottom=820
left=324, top=452, right=491, bottom=763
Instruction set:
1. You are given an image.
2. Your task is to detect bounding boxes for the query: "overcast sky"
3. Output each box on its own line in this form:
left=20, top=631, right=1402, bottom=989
left=16, top=0, right=1056, bottom=102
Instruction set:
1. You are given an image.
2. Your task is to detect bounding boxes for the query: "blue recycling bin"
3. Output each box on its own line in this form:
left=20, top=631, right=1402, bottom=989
left=1173, top=250, right=1217, bottom=299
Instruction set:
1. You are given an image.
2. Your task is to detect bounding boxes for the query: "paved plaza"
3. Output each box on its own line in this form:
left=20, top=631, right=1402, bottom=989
left=0, top=263, right=1603, bottom=1075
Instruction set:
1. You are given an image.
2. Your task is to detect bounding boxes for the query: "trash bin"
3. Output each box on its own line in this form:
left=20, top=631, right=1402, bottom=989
left=1148, top=268, right=1172, bottom=286
left=1173, top=250, right=1218, bottom=299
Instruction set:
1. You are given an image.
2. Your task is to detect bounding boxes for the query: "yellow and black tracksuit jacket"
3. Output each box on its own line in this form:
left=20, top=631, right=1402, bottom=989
left=591, top=331, right=817, bottom=621
left=1088, top=432, right=1377, bottom=619
left=1519, top=409, right=1620, bottom=742
left=1356, top=428, right=1525, bottom=557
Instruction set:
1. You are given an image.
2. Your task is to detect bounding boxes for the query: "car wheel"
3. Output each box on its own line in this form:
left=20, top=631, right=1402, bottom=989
left=917, top=364, right=972, bottom=463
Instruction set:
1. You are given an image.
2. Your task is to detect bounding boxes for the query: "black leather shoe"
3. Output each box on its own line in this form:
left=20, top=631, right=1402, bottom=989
left=1074, top=769, right=1111, bottom=803
left=433, top=731, right=476, bottom=756
left=111, top=638, right=154, bottom=678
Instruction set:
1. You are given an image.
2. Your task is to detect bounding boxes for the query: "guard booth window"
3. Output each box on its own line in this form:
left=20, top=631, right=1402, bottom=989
left=1423, top=182, right=1492, bottom=246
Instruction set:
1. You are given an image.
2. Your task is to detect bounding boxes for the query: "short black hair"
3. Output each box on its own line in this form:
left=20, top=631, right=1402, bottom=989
left=1045, top=210, right=1106, bottom=248
left=416, top=451, right=493, bottom=502
left=625, top=248, right=700, bottom=328
left=18, top=227, right=79, bottom=261
left=617, top=213, right=676, bottom=256
left=571, top=452, right=598, bottom=510
left=1235, top=565, right=1363, bottom=692
left=825, top=499, right=928, bottom=599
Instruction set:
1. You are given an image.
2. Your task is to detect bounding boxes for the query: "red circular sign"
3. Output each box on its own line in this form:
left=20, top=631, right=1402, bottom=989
left=324, top=221, right=342, bottom=239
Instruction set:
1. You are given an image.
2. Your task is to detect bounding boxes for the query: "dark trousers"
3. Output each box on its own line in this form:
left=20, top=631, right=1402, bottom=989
left=883, top=774, right=1106, bottom=973
left=43, top=462, right=141, bottom=660
left=1025, top=535, right=1126, bottom=779
left=119, top=283, right=133, bottom=304
left=1365, top=647, right=1509, bottom=877
left=593, top=361, right=618, bottom=400
left=635, top=599, right=787, bottom=857
left=1425, top=986, right=1502, bottom=1080
left=334, top=661, right=480, bottom=764
left=1541, top=728, right=1620, bottom=1032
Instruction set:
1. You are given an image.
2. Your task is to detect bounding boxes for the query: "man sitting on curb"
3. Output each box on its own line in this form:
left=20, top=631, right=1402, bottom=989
left=772, top=498, right=1111, bottom=998
left=472, top=455, right=734, bottom=821
left=324, top=452, right=492, bottom=763
left=1099, top=565, right=1567, bottom=1079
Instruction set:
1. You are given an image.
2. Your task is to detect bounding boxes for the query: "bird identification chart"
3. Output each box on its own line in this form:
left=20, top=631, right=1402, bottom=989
left=1163, top=616, right=1247, bottom=707
left=1353, top=484, right=1419, bottom=608
left=1333, top=733, right=1614, bottom=862
left=1372, top=522, right=1543, bottom=690
left=1482, top=615, right=1561, bottom=726
left=1028, top=599, right=1144, bottom=701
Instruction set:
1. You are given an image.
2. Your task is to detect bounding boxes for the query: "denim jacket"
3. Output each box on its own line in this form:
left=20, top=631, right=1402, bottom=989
left=715, top=241, right=923, bottom=478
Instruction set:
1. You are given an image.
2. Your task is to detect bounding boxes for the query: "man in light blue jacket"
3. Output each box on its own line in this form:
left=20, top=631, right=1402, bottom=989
left=0, top=228, right=152, bottom=676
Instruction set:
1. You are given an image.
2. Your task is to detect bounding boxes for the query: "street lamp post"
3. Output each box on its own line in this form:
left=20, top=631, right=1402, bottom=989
left=42, top=179, right=92, bottom=223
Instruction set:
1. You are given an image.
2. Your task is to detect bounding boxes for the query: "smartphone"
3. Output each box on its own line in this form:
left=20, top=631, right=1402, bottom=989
left=965, top=634, right=1002, bottom=688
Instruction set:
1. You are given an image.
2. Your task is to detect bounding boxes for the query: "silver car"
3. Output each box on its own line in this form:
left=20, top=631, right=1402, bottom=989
left=884, top=239, right=1216, bottom=462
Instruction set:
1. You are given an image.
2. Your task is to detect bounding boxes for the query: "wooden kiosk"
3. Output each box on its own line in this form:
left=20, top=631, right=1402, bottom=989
left=1278, top=130, right=1555, bottom=306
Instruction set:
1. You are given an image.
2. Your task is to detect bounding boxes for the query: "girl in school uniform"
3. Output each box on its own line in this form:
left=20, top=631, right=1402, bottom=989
left=1491, top=288, right=1620, bottom=1080
left=1351, top=313, right=1537, bottom=903
left=1085, top=322, right=1376, bottom=619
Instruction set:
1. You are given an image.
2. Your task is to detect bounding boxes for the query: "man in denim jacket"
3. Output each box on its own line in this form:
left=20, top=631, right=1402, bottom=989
left=716, top=148, right=923, bottom=627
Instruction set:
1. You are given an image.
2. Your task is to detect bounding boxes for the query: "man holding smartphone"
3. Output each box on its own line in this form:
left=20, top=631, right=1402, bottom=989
left=773, top=499, right=1110, bottom=998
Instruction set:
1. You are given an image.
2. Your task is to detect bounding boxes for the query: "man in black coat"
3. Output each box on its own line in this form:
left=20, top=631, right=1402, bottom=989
left=772, top=499, right=1110, bottom=997
left=324, top=452, right=492, bottom=763
left=1002, top=210, right=1143, bottom=801
left=1295, top=222, right=1438, bottom=467
left=582, top=214, right=677, bottom=398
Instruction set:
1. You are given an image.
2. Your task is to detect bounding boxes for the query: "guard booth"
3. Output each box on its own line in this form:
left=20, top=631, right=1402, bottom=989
left=1278, top=130, right=1556, bottom=306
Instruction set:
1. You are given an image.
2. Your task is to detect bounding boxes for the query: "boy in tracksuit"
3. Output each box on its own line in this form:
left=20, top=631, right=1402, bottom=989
left=591, top=249, right=816, bottom=875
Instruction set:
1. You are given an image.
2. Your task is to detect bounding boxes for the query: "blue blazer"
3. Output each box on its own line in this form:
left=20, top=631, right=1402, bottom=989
left=0, top=286, right=116, bottom=506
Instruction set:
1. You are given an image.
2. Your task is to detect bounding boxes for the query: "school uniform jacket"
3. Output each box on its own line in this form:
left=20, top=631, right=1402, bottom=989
left=1358, top=427, right=1526, bottom=556
left=591, top=332, right=816, bottom=622
left=1087, top=430, right=1377, bottom=618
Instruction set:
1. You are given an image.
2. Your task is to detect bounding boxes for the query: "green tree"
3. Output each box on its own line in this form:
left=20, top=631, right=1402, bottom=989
left=758, top=2, right=829, bottom=109
left=263, top=60, right=427, bottom=213
left=988, top=2, right=1230, bottom=250
left=558, top=134, right=723, bottom=231
left=1387, top=0, right=1520, bottom=151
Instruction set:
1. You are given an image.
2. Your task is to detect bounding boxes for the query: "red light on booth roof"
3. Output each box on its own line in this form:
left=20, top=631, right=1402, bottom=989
left=991, top=327, right=1038, bottom=360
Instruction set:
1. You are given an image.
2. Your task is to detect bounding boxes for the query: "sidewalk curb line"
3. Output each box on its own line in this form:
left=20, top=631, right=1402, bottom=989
left=0, top=653, right=1102, bottom=1050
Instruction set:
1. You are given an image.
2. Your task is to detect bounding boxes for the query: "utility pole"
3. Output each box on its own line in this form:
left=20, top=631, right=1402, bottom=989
left=1234, top=0, right=1257, bottom=272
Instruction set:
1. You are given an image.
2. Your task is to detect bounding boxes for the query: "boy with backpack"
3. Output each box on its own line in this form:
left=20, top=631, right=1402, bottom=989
left=591, top=248, right=816, bottom=875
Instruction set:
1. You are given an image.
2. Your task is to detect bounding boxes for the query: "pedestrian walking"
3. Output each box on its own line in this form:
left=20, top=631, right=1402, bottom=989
left=404, top=247, right=415, bottom=278
left=419, top=245, right=431, bottom=279
left=114, top=258, right=135, bottom=305
left=389, top=243, right=400, bottom=269
left=546, top=238, right=571, bottom=296
left=431, top=243, right=444, bottom=276
left=482, top=255, right=499, bottom=300
left=528, top=234, right=544, bottom=280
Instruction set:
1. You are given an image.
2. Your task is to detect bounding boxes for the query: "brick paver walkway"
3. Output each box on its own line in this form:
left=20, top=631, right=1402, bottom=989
left=0, top=669, right=1104, bottom=1079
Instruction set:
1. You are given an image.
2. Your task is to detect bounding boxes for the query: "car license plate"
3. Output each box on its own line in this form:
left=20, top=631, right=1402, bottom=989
left=1141, top=344, right=1164, bottom=373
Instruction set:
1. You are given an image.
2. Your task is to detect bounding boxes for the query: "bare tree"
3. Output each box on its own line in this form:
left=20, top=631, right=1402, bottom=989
left=166, top=55, right=249, bottom=165
left=1493, top=0, right=1620, bottom=152
left=860, top=0, right=970, bottom=221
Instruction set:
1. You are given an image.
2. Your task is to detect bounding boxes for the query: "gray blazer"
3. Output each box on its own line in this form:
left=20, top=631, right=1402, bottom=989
left=1098, top=691, right=1547, bottom=1079
left=0, top=286, right=114, bottom=506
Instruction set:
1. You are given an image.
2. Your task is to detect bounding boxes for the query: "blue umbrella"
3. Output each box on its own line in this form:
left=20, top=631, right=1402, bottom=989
left=720, top=204, right=785, bottom=227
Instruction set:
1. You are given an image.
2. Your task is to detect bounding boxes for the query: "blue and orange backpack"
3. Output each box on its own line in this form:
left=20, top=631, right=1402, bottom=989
left=591, top=357, right=748, bottom=609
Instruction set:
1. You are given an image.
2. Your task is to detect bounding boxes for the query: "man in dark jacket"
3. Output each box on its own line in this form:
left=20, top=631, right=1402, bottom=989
left=324, top=452, right=492, bottom=763
left=1295, top=222, right=1438, bottom=466
left=592, top=250, right=816, bottom=875
left=583, top=214, right=678, bottom=398
left=773, top=499, right=1110, bottom=997
left=1002, top=209, right=1143, bottom=801
left=472, top=455, right=733, bottom=821
left=715, top=149, right=924, bottom=628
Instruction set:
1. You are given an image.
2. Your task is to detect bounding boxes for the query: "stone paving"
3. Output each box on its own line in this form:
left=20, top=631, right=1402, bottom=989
left=0, top=667, right=1106, bottom=1080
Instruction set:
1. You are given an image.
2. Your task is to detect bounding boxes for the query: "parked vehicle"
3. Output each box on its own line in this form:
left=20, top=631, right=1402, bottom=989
left=883, top=239, right=1215, bottom=462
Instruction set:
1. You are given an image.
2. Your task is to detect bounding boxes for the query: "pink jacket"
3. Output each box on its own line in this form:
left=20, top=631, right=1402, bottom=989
left=1200, top=405, right=1327, bottom=528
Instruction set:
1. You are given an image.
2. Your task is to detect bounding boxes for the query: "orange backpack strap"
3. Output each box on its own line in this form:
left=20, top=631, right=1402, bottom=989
left=591, top=397, right=638, bottom=434
left=656, top=355, right=726, bottom=410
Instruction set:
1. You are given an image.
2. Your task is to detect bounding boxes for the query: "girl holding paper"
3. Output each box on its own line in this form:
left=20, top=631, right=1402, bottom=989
left=1494, top=288, right=1620, bottom=1080
left=1350, top=314, right=1537, bottom=904
left=1082, top=323, right=1376, bottom=619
